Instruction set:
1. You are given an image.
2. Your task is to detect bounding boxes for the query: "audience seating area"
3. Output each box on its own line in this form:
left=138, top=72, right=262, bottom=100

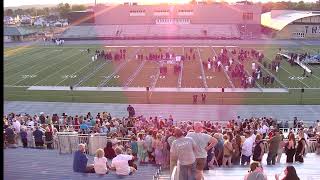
left=4, top=148, right=158, bottom=180
left=61, top=24, right=241, bottom=39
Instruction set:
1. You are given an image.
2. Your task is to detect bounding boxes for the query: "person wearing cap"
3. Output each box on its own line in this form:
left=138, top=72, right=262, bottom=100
left=244, top=162, right=267, bottom=180
left=170, top=127, right=197, bottom=180
left=267, top=129, right=281, bottom=165
left=186, top=122, right=218, bottom=180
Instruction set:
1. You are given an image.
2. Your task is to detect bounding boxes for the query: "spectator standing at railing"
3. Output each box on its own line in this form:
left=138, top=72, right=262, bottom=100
left=45, top=127, right=54, bottom=149
left=20, top=127, right=28, bottom=148
left=252, top=134, right=264, bottom=163
left=276, top=132, right=285, bottom=163
left=153, top=133, right=165, bottom=166
left=33, top=126, right=44, bottom=148
left=186, top=122, right=218, bottom=180
left=285, top=133, right=296, bottom=163
left=27, top=127, right=34, bottom=148
left=267, top=129, right=281, bottom=165
left=241, top=131, right=255, bottom=166
left=222, top=134, right=233, bottom=167
left=232, top=134, right=242, bottom=165
left=74, top=115, right=80, bottom=132
left=130, top=136, right=138, bottom=157
left=170, top=128, right=197, bottom=180
left=295, top=131, right=306, bottom=163
left=137, top=133, right=147, bottom=163
left=80, top=120, right=89, bottom=134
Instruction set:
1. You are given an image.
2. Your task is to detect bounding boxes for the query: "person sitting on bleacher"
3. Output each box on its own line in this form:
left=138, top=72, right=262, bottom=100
left=94, top=148, right=109, bottom=175
left=110, top=147, right=136, bottom=176
left=73, top=144, right=95, bottom=173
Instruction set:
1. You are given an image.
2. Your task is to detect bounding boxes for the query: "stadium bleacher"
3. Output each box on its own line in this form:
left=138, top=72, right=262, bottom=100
left=61, top=24, right=241, bottom=40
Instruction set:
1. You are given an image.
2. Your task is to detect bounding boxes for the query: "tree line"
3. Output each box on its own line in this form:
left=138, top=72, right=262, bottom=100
left=4, top=1, right=320, bottom=18
left=4, top=3, right=86, bottom=18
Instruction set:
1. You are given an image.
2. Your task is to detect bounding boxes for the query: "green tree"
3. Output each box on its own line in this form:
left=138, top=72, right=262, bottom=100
left=296, top=1, right=305, bottom=10
left=71, top=4, right=86, bottom=11
left=14, top=8, right=24, bottom=16
left=57, top=3, right=71, bottom=18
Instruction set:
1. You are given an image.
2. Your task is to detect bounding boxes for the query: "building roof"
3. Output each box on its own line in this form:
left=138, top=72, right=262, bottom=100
left=261, top=10, right=320, bottom=31
left=4, top=26, right=37, bottom=36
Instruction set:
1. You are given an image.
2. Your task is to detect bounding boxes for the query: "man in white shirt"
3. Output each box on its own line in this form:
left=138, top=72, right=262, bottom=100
left=252, top=62, right=256, bottom=71
left=111, top=147, right=136, bottom=175
left=241, top=131, right=255, bottom=166
left=12, top=119, right=21, bottom=133
left=27, top=119, right=35, bottom=128
left=186, top=122, right=217, bottom=180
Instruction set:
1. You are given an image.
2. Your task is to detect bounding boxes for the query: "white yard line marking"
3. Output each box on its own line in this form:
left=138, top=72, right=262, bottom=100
left=177, top=46, right=184, bottom=88
left=124, top=47, right=147, bottom=87
left=73, top=61, right=108, bottom=87
left=32, top=54, right=86, bottom=86
left=55, top=61, right=94, bottom=86
left=5, top=49, right=73, bottom=81
left=4, top=48, right=44, bottom=66
left=265, top=56, right=311, bottom=88
left=211, top=47, right=235, bottom=88
left=4, top=49, right=55, bottom=72
left=11, top=51, right=80, bottom=86
left=99, top=47, right=144, bottom=87
left=197, top=47, right=208, bottom=88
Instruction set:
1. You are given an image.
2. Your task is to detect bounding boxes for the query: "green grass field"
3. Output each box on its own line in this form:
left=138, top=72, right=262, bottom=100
left=4, top=44, right=320, bottom=104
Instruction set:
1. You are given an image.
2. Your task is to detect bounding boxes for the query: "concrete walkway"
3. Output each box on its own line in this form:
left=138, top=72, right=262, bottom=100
left=4, top=39, right=320, bottom=48
left=4, top=101, right=320, bottom=124
left=26, top=86, right=289, bottom=93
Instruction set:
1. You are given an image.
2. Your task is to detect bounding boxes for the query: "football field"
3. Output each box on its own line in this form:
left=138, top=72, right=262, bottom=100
left=4, top=44, right=320, bottom=104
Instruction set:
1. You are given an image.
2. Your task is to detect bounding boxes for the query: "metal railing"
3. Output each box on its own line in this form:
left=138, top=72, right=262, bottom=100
left=56, top=133, right=131, bottom=155
left=170, top=165, right=179, bottom=180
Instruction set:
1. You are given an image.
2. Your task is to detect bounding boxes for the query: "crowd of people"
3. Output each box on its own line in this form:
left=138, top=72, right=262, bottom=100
left=202, top=47, right=280, bottom=88
left=3, top=108, right=320, bottom=179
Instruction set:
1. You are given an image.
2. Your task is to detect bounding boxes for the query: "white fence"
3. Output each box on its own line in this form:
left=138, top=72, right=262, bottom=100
left=56, top=132, right=130, bottom=155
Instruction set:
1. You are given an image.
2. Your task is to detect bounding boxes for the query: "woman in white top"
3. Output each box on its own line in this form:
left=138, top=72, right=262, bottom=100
left=94, top=148, right=109, bottom=175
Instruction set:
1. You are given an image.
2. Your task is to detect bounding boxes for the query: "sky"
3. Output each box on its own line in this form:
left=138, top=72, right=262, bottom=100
left=4, top=0, right=318, bottom=8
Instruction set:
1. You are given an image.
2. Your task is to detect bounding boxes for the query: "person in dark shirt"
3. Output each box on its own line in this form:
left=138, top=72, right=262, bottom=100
left=5, top=126, right=16, bottom=145
left=193, top=94, right=198, bottom=104
left=127, top=105, right=135, bottom=118
left=252, top=134, right=264, bottom=162
left=45, top=127, right=53, bottom=149
left=73, top=144, right=94, bottom=173
left=201, top=93, right=207, bottom=104
left=33, top=126, right=44, bottom=148
left=104, top=141, right=116, bottom=160
left=20, top=128, right=28, bottom=148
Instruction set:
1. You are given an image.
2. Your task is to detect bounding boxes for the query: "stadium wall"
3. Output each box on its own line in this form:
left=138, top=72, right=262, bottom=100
left=276, top=16, right=320, bottom=39
left=93, top=4, right=261, bottom=25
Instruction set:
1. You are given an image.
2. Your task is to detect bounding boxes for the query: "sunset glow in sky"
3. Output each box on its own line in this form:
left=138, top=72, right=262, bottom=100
left=4, top=0, right=316, bottom=7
